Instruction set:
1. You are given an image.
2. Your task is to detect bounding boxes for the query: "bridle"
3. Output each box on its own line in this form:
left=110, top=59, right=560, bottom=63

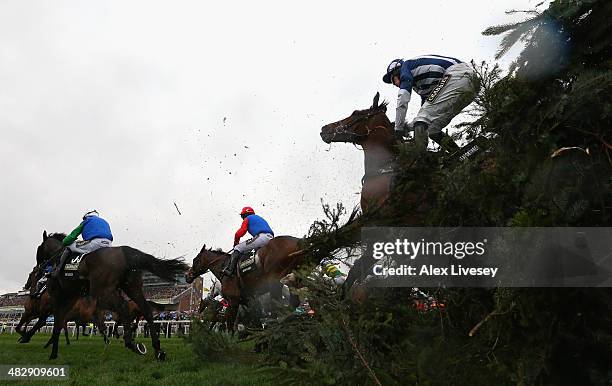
left=328, top=108, right=388, bottom=142
left=191, top=251, right=228, bottom=279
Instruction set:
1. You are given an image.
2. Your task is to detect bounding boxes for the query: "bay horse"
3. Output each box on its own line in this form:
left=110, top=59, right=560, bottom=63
left=185, top=236, right=302, bottom=334
left=16, top=291, right=72, bottom=345
left=37, top=231, right=188, bottom=360
left=320, top=92, right=398, bottom=213
left=321, top=93, right=436, bottom=290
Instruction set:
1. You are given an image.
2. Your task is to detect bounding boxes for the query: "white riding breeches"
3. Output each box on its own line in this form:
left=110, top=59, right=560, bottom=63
left=234, top=233, right=274, bottom=254
left=68, top=238, right=112, bottom=254
left=413, top=62, right=479, bottom=134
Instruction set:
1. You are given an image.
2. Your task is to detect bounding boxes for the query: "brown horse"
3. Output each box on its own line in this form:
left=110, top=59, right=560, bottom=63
left=320, top=92, right=398, bottom=213
left=37, top=231, right=188, bottom=360
left=321, top=93, right=437, bottom=290
left=16, top=291, right=73, bottom=345
left=185, top=236, right=302, bottom=334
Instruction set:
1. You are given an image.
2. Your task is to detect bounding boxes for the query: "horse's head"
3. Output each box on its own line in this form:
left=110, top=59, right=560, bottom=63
left=36, top=231, right=64, bottom=263
left=26, top=231, right=64, bottom=289
left=321, top=92, right=393, bottom=146
left=185, top=244, right=228, bottom=283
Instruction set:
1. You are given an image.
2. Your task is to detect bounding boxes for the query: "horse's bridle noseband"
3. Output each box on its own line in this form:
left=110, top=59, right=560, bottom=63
left=328, top=109, right=386, bottom=142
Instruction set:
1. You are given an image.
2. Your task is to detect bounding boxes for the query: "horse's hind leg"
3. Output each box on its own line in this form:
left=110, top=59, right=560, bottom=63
left=97, top=291, right=139, bottom=354
left=93, top=311, right=109, bottom=345
left=123, top=287, right=165, bottom=360
left=64, top=322, right=70, bottom=345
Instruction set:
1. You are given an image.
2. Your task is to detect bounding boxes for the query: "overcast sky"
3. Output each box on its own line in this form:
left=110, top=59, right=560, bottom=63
left=0, top=0, right=546, bottom=294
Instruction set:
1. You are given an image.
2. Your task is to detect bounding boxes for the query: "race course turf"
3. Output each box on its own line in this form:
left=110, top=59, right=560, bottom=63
left=0, top=332, right=277, bottom=385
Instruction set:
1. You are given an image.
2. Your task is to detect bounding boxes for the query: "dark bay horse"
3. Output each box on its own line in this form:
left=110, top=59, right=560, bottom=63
left=16, top=291, right=72, bottom=345
left=185, top=236, right=302, bottom=334
left=320, top=93, right=399, bottom=213
left=37, top=231, right=188, bottom=360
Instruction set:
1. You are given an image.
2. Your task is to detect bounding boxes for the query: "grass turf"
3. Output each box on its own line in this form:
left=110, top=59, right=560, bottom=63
left=0, top=331, right=276, bottom=385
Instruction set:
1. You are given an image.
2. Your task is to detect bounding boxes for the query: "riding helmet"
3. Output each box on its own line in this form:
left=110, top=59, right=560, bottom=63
left=240, top=206, right=255, bottom=216
left=82, top=209, right=99, bottom=220
left=383, top=59, right=403, bottom=84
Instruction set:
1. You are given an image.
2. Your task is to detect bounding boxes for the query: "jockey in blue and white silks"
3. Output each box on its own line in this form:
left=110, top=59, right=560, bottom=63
left=383, top=54, right=480, bottom=153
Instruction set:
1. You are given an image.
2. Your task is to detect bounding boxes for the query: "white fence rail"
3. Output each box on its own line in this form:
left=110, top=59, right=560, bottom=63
left=0, top=320, right=192, bottom=337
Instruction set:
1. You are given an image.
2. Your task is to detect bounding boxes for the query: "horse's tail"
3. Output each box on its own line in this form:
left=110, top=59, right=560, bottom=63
left=121, top=246, right=189, bottom=283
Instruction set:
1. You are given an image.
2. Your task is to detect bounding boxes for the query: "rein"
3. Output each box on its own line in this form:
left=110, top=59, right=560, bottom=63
left=198, top=252, right=229, bottom=279
left=329, top=109, right=387, bottom=142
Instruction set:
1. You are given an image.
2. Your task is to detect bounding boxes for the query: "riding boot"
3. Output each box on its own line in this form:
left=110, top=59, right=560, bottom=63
left=33, top=278, right=47, bottom=298
left=51, top=248, right=70, bottom=279
left=222, top=250, right=242, bottom=278
left=413, top=121, right=429, bottom=154
left=429, top=131, right=460, bottom=154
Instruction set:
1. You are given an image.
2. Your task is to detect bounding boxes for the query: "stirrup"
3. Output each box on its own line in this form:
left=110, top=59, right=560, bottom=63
left=221, top=268, right=234, bottom=278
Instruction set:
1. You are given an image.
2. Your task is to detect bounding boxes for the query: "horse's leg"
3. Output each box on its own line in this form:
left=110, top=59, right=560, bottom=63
left=123, top=286, right=165, bottom=361
left=20, top=314, right=46, bottom=344
left=49, top=305, right=70, bottom=360
left=93, top=315, right=109, bottom=345
left=15, top=309, right=31, bottom=337
left=268, top=281, right=288, bottom=316
left=97, top=291, right=139, bottom=354
left=64, top=322, right=70, bottom=345
left=225, top=298, right=240, bottom=337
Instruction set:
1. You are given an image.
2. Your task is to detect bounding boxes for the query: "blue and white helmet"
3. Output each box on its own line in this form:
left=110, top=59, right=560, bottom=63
left=383, top=59, right=403, bottom=84
left=82, top=210, right=99, bottom=220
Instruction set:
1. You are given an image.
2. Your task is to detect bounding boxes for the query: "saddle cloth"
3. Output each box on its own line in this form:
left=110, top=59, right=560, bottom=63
left=238, top=250, right=261, bottom=276
left=63, top=252, right=87, bottom=279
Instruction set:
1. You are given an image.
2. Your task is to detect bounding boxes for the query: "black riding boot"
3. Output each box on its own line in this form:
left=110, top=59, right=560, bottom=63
left=413, top=121, right=429, bottom=153
left=51, top=248, right=70, bottom=279
left=32, top=278, right=47, bottom=298
left=429, top=131, right=460, bottom=154
left=222, top=250, right=241, bottom=278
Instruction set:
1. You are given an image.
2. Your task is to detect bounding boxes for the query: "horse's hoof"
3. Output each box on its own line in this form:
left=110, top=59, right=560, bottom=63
left=155, top=350, right=166, bottom=361
left=49, top=354, right=57, bottom=360
left=135, top=342, right=147, bottom=355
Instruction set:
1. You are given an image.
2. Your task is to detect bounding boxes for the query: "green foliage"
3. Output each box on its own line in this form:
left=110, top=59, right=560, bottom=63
left=259, top=0, right=612, bottom=384
left=186, top=319, right=232, bottom=361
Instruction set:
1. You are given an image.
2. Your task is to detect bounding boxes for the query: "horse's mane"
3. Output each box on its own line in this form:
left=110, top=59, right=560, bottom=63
left=48, top=233, right=67, bottom=242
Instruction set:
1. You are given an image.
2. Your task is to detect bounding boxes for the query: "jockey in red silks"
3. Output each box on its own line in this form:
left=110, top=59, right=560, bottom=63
left=222, top=206, right=274, bottom=278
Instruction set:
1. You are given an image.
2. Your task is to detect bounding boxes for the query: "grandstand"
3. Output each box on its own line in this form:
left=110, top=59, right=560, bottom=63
left=0, top=271, right=203, bottom=321
left=141, top=272, right=203, bottom=313
left=0, top=293, right=27, bottom=321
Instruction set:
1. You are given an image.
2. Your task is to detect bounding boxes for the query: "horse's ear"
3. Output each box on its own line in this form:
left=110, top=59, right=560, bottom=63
left=43, top=230, right=48, bottom=241
left=372, top=92, right=380, bottom=108
left=200, top=244, right=207, bottom=253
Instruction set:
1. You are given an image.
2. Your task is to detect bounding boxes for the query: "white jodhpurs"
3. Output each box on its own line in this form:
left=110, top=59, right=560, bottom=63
left=233, top=233, right=274, bottom=254
left=68, top=238, right=112, bottom=254
left=413, top=62, right=480, bottom=134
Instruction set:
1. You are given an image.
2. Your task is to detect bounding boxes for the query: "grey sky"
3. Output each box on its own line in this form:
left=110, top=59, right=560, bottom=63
left=0, top=0, right=544, bottom=294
